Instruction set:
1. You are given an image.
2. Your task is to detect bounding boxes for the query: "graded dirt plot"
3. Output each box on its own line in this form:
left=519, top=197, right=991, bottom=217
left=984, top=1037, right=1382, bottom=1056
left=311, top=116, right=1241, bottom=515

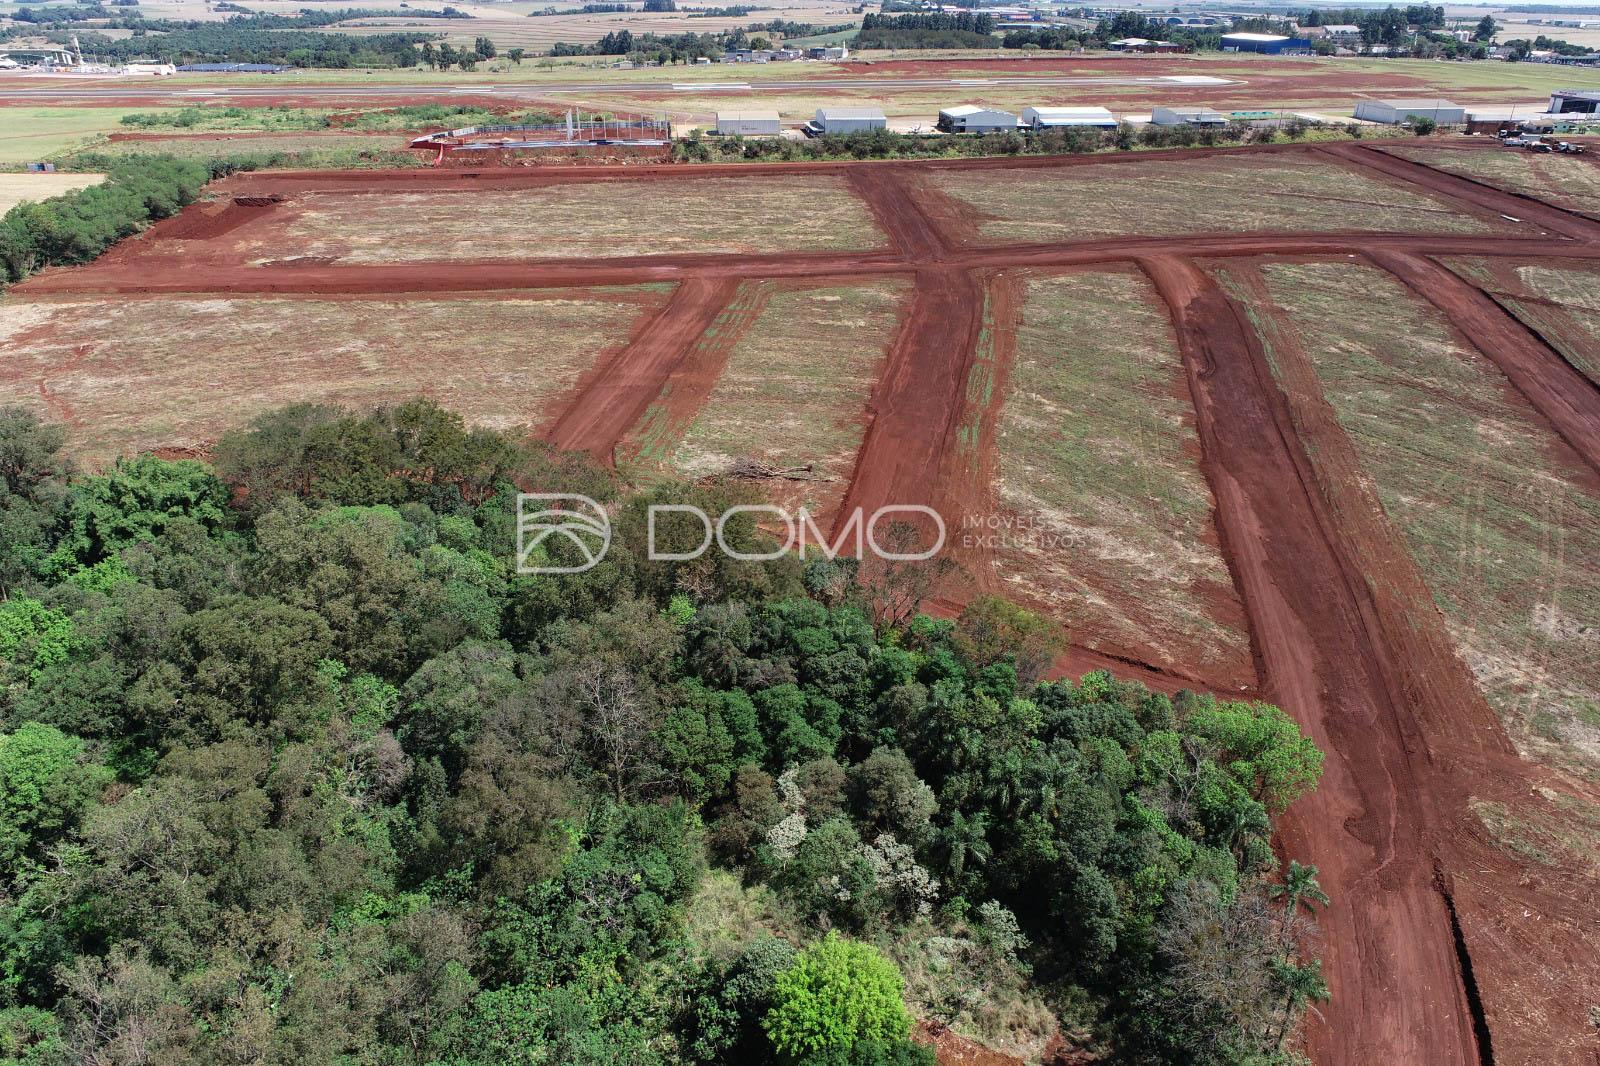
left=252, top=176, right=883, bottom=263
left=930, top=151, right=1506, bottom=244
left=1249, top=260, right=1600, bottom=777
left=986, top=269, right=1254, bottom=689
left=0, top=288, right=667, bottom=465
left=620, top=279, right=906, bottom=519
left=1444, top=257, right=1600, bottom=387
left=0, top=172, right=104, bottom=214
left=1386, top=145, right=1600, bottom=220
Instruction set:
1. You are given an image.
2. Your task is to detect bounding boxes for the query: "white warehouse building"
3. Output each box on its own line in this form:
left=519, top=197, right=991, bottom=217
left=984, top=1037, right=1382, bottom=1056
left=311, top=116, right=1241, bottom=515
left=812, top=106, right=887, bottom=135
left=1022, top=106, right=1117, bottom=128
left=715, top=110, right=782, bottom=136
left=1353, top=98, right=1465, bottom=124
left=1151, top=106, right=1226, bottom=127
left=937, top=105, right=1020, bottom=133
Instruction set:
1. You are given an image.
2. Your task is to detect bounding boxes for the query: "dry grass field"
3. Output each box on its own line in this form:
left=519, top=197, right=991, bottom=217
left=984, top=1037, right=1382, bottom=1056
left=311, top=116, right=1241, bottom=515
left=0, top=289, right=669, bottom=463
left=622, top=279, right=905, bottom=518
left=1246, top=260, right=1600, bottom=777
left=0, top=171, right=104, bottom=213
left=931, top=151, right=1510, bottom=244
left=1445, top=257, right=1600, bottom=387
left=1386, top=146, right=1600, bottom=220
left=251, top=176, right=883, bottom=263
left=988, top=269, right=1254, bottom=688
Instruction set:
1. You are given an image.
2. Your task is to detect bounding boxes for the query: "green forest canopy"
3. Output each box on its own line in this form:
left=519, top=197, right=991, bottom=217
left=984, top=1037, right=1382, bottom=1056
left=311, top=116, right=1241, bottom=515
left=0, top=401, right=1326, bottom=1064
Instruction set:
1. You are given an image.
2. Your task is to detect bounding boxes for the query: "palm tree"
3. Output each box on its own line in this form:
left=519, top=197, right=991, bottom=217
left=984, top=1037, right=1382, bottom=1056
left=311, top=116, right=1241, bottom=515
left=938, top=809, right=991, bottom=889
left=1271, top=860, right=1330, bottom=919
left=1271, top=958, right=1330, bottom=1049
left=1269, top=860, right=1331, bottom=965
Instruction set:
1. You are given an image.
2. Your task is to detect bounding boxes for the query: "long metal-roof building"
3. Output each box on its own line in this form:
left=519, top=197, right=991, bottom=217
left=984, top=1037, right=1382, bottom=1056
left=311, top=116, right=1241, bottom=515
left=937, top=105, right=1021, bottom=133
left=812, top=107, right=887, bottom=134
left=715, top=110, right=782, bottom=136
left=1353, top=99, right=1465, bottom=124
left=1022, top=106, right=1117, bottom=128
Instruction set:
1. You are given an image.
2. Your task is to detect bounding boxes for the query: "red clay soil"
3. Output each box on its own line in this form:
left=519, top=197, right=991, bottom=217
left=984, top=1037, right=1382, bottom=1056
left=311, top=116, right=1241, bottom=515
left=1209, top=260, right=1600, bottom=1066
left=14, top=144, right=1600, bottom=1063
left=159, top=197, right=286, bottom=241
left=912, top=1020, right=1027, bottom=1066
left=543, top=275, right=739, bottom=457
left=1139, top=253, right=1486, bottom=1065
left=612, top=278, right=776, bottom=466
left=833, top=265, right=984, bottom=549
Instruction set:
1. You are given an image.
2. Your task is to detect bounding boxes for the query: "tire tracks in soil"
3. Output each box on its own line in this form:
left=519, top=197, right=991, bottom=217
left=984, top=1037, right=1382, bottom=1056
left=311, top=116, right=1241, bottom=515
left=1367, top=249, right=1600, bottom=479
left=543, top=276, right=737, bottom=460
left=1139, top=254, right=1484, bottom=1066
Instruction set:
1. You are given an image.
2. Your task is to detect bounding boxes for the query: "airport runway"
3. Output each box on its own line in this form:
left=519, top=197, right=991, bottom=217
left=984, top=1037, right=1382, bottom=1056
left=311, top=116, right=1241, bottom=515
left=0, top=72, right=1236, bottom=101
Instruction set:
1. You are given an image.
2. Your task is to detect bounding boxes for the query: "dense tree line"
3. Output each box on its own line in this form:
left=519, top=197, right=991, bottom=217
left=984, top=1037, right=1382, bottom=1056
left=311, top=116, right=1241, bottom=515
left=550, top=28, right=723, bottom=60
left=54, top=22, right=433, bottom=66
left=0, top=399, right=1329, bottom=1064
left=1297, top=4, right=1444, bottom=44
left=854, top=10, right=996, bottom=49
left=0, top=155, right=211, bottom=285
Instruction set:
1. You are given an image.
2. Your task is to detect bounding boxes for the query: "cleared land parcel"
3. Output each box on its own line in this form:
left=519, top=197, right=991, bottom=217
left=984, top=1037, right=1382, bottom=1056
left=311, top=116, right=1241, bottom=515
left=0, top=289, right=667, bottom=464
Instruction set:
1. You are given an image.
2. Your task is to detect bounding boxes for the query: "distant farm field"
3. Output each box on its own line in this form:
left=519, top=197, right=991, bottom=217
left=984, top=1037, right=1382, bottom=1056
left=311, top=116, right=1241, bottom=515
left=930, top=151, right=1510, bottom=243
left=0, top=171, right=104, bottom=213
left=85, top=132, right=419, bottom=161
left=0, top=107, right=179, bottom=163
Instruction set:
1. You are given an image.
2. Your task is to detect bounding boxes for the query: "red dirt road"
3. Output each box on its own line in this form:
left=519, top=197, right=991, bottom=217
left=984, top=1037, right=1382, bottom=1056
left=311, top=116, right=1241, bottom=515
left=544, top=275, right=737, bottom=457
left=10, top=139, right=1600, bottom=1064
left=1367, top=249, right=1600, bottom=477
left=1140, top=254, right=1484, bottom=1066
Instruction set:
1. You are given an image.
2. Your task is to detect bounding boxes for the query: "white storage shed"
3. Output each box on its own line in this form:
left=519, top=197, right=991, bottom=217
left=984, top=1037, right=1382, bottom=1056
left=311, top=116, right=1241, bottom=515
left=813, top=106, right=887, bottom=134
left=715, top=110, right=782, bottom=136
left=1353, top=99, right=1465, bottom=124
left=937, top=105, right=1021, bottom=133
